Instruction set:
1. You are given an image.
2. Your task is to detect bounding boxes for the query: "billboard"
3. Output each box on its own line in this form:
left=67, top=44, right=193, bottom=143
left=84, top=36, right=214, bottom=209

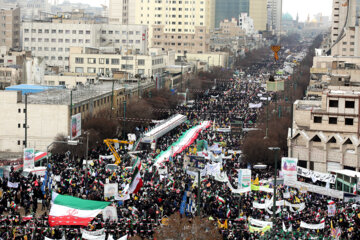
left=23, top=148, right=35, bottom=170
left=238, top=169, right=251, bottom=191
left=71, top=113, right=81, bottom=139
left=281, top=157, right=298, bottom=184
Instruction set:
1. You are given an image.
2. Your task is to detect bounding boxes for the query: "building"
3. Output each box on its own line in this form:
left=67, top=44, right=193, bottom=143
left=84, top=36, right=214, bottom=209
left=69, top=47, right=175, bottom=78
left=0, top=66, right=23, bottom=89
left=0, top=46, right=30, bottom=67
left=288, top=86, right=360, bottom=173
left=185, top=52, right=229, bottom=68
left=22, top=13, right=148, bottom=71
left=267, top=0, right=282, bottom=33
left=0, top=81, right=154, bottom=152
left=214, top=0, right=249, bottom=28
left=239, top=13, right=256, bottom=36
left=330, top=0, right=360, bottom=56
left=219, top=18, right=244, bottom=37
left=134, top=0, right=215, bottom=54
left=109, top=0, right=136, bottom=24
left=43, top=73, right=99, bottom=88
left=0, top=6, right=20, bottom=49
left=249, top=0, right=268, bottom=31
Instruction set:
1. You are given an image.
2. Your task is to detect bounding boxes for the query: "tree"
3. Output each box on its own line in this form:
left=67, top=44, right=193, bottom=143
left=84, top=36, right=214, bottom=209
left=153, top=214, right=222, bottom=240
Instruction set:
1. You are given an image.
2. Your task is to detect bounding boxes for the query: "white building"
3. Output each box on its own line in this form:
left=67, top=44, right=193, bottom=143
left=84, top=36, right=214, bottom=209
left=22, top=18, right=148, bottom=71
left=267, top=0, right=282, bottom=34
left=69, top=47, right=175, bottom=78
left=239, top=13, right=256, bottom=36
left=109, top=0, right=136, bottom=24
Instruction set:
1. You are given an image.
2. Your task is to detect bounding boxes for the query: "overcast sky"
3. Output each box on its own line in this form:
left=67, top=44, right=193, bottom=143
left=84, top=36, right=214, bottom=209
left=63, top=0, right=333, bottom=22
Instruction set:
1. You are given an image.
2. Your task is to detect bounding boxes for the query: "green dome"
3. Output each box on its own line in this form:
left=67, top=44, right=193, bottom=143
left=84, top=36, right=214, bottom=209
left=282, top=13, right=293, bottom=21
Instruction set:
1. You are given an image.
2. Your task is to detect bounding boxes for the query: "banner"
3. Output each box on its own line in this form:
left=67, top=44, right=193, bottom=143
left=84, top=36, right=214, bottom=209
left=70, top=113, right=81, bottom=139
left=81, top=233, right=105, bottom=240
left=328, top=204, right=336, bottom=217
left=249, top=218, right=273, bottom=228
left=249, top=225, right=271, bottom=233
left=204, top=163, right=221, bottom=177
left=81, top=228, right=105, bottom=236
left=7, top=181, right=19, bottom=188
left=23, top=148, right=35, bottom=170
left=238, top=169, right=251, bottom=191
left=104, top=183, right=118, bottom=198
left=281, top=157, right=298, bottom=184
left=103, top=206, right=118, bottom=222
left=285, top=180, right=343, bottom=199
left=249, top=103, right=262, bottom=109
left=297, top=167, right=336, bottom=184
left=300, top=221, right=325, bottom=230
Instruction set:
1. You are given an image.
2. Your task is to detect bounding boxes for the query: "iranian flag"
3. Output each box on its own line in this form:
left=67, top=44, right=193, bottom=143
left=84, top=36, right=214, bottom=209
left=49, top=193, right=110, bottom=227
left=216, top=196, right=225, bottom=204
left=127, top=160, right=143, bottom=194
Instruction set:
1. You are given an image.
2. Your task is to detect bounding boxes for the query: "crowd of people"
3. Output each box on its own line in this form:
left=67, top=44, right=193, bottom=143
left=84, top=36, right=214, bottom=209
left=1, top=43, right=360, bottom=240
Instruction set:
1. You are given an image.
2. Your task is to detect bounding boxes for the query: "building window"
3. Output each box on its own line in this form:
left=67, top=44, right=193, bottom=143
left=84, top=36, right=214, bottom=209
left=345, top=101, right=355, bottom=108
left=75, top=67, right=84, bottom=73
left=345, top=118, right=354, bottom=125
left=313, top=116, right=322, bottom=123
left=51, top=29, right=56, bottom=33
left=329, top=117, right=337, bottom=124
left=17, top=140, right=20, bottom=145
left=88, top=58, right=96, bottom=64
left=329, top=100, right=338, bottom=107
left=111, top=59, right=119, bottom=65
left=138, top=59, right=145, bottom=66
left=87, top=67, right=96, bottom=73
left=75, top=58, right=84, bottom=64
left=18, top=123, right=20, bottom=128
left=59, top=81, right=65, bottom=85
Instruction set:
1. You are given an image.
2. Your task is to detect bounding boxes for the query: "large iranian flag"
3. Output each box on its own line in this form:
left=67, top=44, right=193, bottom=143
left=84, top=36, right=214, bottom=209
left=49, top=193, right=110, bottom=227
left=127, top=160, right=143, bottom=194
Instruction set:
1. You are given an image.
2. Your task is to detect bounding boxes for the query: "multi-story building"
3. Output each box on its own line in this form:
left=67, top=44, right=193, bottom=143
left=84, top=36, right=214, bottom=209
left=134, top=0, right=215, bottom=54
left=289, top=86, right=360, bottom=173
left=0, top=5, right=20, bottom=49
left=0, top=66, right=23, bottom=89
left=0, top=81, right=154, bottom=152
left=69, top=47, right=174, bottom=78
left=43, top=73, right=99, bottom=88
left=219, top=18, right=244, bottom=37
left=249, top=0, right=268, bottom=31
left=330, top=0, right=360, bottom=56
left=214, top=0, right=249, bottom=28
left=109, top=0, right=136, bottom=24
left=239, top=13, right=256, bottom=36
left=267, top=0, right=282, bottom=33
left=0, top=46, right=30, bottom=67
left=22, top=14, right=148, bottom=71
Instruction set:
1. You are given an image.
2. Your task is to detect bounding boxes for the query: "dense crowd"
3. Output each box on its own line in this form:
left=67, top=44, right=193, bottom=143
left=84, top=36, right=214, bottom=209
left=1, top=44, right=360, bottom=240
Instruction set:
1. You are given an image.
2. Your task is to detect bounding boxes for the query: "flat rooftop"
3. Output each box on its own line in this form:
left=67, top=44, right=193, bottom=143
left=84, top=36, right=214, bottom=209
left=24, top=82, right=152, bottom=105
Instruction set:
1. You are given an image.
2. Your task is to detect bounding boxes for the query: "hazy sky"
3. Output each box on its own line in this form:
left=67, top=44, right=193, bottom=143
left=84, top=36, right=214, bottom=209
left=63, top=0, right=333, bottom=22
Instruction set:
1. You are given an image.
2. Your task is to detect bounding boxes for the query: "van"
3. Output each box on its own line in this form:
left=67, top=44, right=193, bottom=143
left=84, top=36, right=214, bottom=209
left=21, top=167, right=47, bottom=178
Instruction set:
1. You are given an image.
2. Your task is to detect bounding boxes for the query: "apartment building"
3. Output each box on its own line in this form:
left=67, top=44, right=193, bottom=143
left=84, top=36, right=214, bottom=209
left=0, top=66, right=22, bottom=89
left=330, top=0, right=360, bottom=56
left=0, top=6, right=20, bottom=49
left=69, top=47, right=175, bottom=78
left=134, top=0, right=215, bottom=54
left=214, top=0, right=249, bottom=28
left=249, top=0, right=268, bottom=31
left=22, top=14, right=148, bottom=71
left=109, top=0, right=136, bottom=24
left=219, top=18, right=244, bottom=37
left=0, top=81, right=154, bottom=152
left=289, top=86, right=360, bottom=173
left=267, top=0, right=282, bottom=33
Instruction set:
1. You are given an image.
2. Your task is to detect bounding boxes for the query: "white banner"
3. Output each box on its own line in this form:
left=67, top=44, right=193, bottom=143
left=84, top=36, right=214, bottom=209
left=104, top=183, right=118, bottom=198
left=81, top=228, right=105, bottom=236
left=328, top=204, right=336, bottom=217
left=70, top=113, right=81, bottom=139
left=158, top=167, right=168, bottom=175
left=281, top=158, right=298, bottom=184
left=103, top=206, right=118, bottom=222
left=238, top=169, right=251, bottom=191
left=99, top=155, right=115, bottom=162
left=249, top=103, right=262, bottom=109
left=216, top=128, right=231, bottom=132
left=285, top=180, right=343, bottom=199
left=23, top=148, right=35, bottom=170
left=81, top=233, right=105, bottom=240
left=300, top=221, right=325, bottom=230
left=297, top=167, right=336, bottom=184
left=205, top=163, right=221, bottom=177
left=249, top=217, right=273, bottom=228
left=283, top=192, right=290, bottom=199
left=7, top=181, right=19, bottom=188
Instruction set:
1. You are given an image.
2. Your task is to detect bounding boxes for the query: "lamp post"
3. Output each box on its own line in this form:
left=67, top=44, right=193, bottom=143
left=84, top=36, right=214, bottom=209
left=268, top=147, right=280, bottom=238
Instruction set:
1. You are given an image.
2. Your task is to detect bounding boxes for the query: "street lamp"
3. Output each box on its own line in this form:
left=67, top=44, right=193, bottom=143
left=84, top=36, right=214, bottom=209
left=268, top=147, right=280, bottom=238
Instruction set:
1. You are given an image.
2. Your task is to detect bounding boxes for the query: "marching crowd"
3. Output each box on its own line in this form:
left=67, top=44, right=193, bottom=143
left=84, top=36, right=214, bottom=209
left=1, top=43, right=360, bottom=240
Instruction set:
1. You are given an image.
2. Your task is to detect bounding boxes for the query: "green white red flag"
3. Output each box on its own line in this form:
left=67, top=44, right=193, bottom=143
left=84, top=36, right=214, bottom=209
left=127, top=160, right=143, bottom=194
left=49, top=193, right=110, bottom=227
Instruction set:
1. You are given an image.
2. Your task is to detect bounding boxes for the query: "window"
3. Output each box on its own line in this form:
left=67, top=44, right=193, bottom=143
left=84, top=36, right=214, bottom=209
left=345, top=101, right=355, bottom=108
left=51, top=47, right=56, bottom=51
left=38, top=29, right=42, bottom=33
left=138, top=59, right=145, bottom=65
left=75, top=67, right=84, bottom=73
left=345, top=118, right=354, bottom=125
left=18, top=124, right=20, bottom=128
left=329, top=117, right=337, bottom=124
left=58, top=39, right=63, bottom=43
left=65, top=39, right=70, bottom=43
left=18, top=140, right=20, bottom=145
left=79, top=30, right=83, bottom=34
left=58, top=30, right=63, bottom=33
left=72, top=30, right=76, bottom=34
left=86, top=30, right=90, bottom=34
left=65, top=30, right=70, bottom=34
left=329, top=100, right=338, bottom=107
left=87, top=67, right=96, bottom=73
left=59, top=81, right=65, bottom=85
left=58, top=48, right=63, bottom=52
left=111, top=59, right=119, bottom=65
left=99, top=58, right=104, bottom=64
left=313, top=116, right=322, bottom=123
left=51, top=29, right=56, bottom=34
left=18, top=108, right=21, bottom=113
left=24, top=29, right=29, bottom=33
left=88, top=58, right=96, bottom=64
left=75, top=57, right=84, bottom=64
left=45, top=29, right=49, bottom=33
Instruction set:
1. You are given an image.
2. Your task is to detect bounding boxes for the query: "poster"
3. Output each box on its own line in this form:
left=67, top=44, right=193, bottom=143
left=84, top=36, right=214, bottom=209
left=297, top=167, right=336, bottom=184
left=23, top=148, right=35, bottom=170
left=70, top=113, right=81, bottom=139
left=102, top=206, right=118, bottom=222
left=104, top=183, right=118, bottom=198
left=328, top=204, right=336, bottom=217
left=238, top=169, right=251, bottom=191
left=281, top=157, right=298, bottom=184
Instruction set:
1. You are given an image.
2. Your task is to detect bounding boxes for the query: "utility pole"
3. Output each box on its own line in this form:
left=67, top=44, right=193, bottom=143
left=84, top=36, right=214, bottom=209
left=197, top=170, right=201, bottom=216
left=265, top=97, right=269, bottom=139
left=111, top=80, right=115, bottom=116
left=181, top=63, right=183, bottom=92
left=85, top=132, right=89, bottom=196
left=268, top=147, right=280, bottom=238
left=70, top=90, right=73, bottom=116
left=123, top=101, right=127, bottom=139
left=24, top=93, right=28, bottom=148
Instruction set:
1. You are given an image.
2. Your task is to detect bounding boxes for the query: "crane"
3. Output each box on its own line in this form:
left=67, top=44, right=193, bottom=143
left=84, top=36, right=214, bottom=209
left=103, top=139, right=134, bottom=165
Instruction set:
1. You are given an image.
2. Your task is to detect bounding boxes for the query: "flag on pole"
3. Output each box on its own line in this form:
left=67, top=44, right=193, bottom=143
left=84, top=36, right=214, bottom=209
left=216, top=196, right=225, bottom=204
left=353, top=184, right=357, bottom=195
left=49, top=193, right=110, bottom=227
left=127, top=160, right=143, bottom=194
left=226, top=208, right=231, bottom=218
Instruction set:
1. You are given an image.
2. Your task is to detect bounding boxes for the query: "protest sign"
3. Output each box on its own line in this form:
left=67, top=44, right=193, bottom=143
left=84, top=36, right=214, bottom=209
left=104, top=183, right=118, bottom=198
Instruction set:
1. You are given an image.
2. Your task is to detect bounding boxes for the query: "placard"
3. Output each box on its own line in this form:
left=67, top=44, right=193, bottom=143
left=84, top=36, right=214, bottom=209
left=23, top=148, right=35, bottom=170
